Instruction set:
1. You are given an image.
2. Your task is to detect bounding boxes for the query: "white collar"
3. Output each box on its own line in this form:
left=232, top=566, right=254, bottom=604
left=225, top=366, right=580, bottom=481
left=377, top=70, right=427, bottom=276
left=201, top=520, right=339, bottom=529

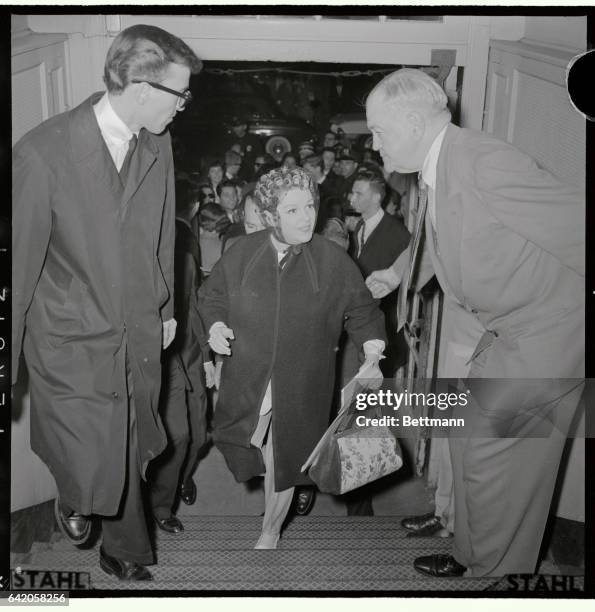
left=93, top=92, right=135, bottom=144
left=421, top=123, right=449, bottom=190
left=361, top=207, right=384, bottom=234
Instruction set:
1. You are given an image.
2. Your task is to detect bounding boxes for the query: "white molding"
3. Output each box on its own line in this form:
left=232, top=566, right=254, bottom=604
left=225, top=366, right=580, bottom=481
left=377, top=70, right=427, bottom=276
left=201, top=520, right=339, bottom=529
left=27, top=14, right=108, bottom=38
left=11, top=30, right=67, bottom=57
left=491, top=38, right=581, bottom=68
left=460, top=16, right=490, bottom=129
left=117, top=14, right=470, bottom=65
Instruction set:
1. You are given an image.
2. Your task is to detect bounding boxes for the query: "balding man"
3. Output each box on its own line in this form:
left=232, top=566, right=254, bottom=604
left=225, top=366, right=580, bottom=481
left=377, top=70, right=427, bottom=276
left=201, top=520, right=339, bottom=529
left=365, top=69, right=584, bottom=577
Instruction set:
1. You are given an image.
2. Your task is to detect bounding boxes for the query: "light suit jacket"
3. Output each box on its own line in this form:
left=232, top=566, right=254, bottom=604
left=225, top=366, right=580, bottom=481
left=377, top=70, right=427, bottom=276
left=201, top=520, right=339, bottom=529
left=406, top=123, right=584, bottom=381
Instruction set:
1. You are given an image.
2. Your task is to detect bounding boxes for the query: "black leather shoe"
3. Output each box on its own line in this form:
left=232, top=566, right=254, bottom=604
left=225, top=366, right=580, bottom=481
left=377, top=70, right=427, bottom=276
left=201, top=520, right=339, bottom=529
left=155, top=516, right=184, bottom=534
left=401, top=512, right=443, bottom=532
left=413, top=554, right=467, bottom=577
left=54, top=497, right=91, bottom=545
left=179, top=479, right=197, bottom=506
left=406, top=519, right=451, bottom=538
left=99, top=547, right=153, bottom=581
left=295, top=488, right=316, bottom=516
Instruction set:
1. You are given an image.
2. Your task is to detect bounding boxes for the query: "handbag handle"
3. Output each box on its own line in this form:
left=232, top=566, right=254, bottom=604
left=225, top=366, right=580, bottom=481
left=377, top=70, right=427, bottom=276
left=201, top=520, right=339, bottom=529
left=301, top=363, right=380, bottom=473
left=335, top=402, right=383, bottom=435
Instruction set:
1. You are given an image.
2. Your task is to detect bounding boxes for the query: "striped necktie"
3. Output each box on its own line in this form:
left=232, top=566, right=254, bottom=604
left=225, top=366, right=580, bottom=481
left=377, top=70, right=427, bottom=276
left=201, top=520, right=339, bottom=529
left=279, top=250, right=291, bottom=270
left=358, top=219, right=367, bottom=257
left=396, top=176, right=428, bottom=330
left=353, top=218, right=365, bottom=257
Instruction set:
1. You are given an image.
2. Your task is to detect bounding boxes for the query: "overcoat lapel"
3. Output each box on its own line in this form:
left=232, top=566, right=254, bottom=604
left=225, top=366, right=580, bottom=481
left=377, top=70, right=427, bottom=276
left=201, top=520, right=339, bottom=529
left=69, top=94, right=123, bottom=200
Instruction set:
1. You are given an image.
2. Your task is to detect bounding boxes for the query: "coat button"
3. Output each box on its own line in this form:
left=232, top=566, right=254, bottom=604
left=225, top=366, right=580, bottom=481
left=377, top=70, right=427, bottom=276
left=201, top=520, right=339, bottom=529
left=112, top=392, right=119, bottom=399
left=143, top=357, right=148, bottom=363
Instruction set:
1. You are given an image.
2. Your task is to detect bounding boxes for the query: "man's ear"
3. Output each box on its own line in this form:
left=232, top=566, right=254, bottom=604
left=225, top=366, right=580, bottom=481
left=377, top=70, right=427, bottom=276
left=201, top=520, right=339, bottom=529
left=406, top=110, right=425, bottom=139
left=132, top=81, right=150, bottom=106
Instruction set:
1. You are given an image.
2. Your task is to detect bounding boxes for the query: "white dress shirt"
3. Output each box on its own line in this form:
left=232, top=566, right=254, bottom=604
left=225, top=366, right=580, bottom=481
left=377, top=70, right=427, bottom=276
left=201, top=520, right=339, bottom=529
left=93, top=93, right=137, bottom=171
left=420, top=123, right=448, bottom=229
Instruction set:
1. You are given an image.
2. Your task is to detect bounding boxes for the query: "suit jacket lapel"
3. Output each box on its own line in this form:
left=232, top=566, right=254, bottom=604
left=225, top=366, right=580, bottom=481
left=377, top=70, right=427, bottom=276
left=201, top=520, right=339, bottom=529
left=359, top=213, right=385, bottom=257
left=69, top=93, right=123, bottom=200
left=434, top=124, right=465, bottom=303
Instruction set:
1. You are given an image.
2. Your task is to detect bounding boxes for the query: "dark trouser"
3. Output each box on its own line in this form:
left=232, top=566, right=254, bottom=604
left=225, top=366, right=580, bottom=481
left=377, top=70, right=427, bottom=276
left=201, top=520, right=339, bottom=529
left=181, top=382, right=207, bottom=486
left=450, top=381, right=582, bottom=576
left=342, top=488, right=374, bottom=516
left=101, top=358, right=153, bottom=565
left=150, top=356, right=206, bottom=519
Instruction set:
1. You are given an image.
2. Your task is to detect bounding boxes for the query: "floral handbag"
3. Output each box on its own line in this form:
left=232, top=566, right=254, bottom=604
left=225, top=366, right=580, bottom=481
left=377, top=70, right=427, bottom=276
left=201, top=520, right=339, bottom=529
left=302, top=399, right=403, bottom=495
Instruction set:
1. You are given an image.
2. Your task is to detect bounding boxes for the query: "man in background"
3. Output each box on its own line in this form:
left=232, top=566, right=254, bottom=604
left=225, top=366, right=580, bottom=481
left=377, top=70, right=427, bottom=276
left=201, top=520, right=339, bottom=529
left=347, top=167, right=410, bottom=377
left=150, top=193, right=210, bottom=535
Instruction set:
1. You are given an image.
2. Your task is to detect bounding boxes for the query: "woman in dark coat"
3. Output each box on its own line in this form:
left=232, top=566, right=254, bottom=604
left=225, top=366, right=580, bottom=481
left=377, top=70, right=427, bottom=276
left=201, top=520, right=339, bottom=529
left=198, top=167, right=386, bottom=549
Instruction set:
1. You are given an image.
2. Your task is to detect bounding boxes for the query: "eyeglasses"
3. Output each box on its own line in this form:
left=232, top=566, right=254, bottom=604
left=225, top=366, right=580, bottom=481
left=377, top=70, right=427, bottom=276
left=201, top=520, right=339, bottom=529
left=131, top=80, right=193, bottom=110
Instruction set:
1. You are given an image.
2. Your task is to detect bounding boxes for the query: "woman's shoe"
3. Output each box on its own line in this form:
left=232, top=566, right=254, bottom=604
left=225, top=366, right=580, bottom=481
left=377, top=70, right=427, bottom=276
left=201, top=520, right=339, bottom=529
left=254, top=532, right=280, bottom=550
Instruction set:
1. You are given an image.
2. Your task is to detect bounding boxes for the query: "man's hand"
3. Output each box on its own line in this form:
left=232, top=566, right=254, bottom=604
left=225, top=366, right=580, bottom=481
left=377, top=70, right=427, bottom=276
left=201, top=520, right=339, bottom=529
left=214, top=361, right=222, bottom=389
left=162, top=318, right=177, bottom=349
left=366, top=267, right=401, bottom=299
left=208, top=322, right=235, bottom=355
left=204, top=361, right=223, bottom=390
left=204, top=361, right=216, bottom=389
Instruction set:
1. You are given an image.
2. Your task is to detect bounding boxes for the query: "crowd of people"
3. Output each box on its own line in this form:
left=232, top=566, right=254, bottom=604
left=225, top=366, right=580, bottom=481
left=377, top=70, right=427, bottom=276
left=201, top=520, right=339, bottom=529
left=174, top=119, right=408, bottom=280
left=12, top=23, right=584, bottom=585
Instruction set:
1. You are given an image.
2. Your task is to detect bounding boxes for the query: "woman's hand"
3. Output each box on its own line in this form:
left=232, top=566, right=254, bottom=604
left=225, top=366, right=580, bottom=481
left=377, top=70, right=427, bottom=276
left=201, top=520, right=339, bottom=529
left=354, top=358, right=383, bottom=391
left=208, top=322, right=235, bottom=355
left=162, top=318, right=177, bottom=349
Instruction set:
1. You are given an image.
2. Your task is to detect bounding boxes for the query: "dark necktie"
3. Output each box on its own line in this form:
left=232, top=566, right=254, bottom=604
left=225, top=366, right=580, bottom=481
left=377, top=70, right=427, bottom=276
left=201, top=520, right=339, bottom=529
left=397, top=176, right=428, bottom=330
left=358, top=219, right=367, bottom=256
left=353, top=218, right=364, bottom=257
left=278, top=244, right=303, bottom=270
left=119, top=134, right=138, bottom=186
left=279, top=250, right=291, bottom=270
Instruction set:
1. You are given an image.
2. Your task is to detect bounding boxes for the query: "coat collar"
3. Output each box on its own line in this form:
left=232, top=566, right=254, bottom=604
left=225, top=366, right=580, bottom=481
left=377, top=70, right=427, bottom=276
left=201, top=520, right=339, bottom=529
left=436, top=123, right=463, bottom=196
left=432, top=122, right=465, bottom=303
left=240, top=233, right=320, bottom=294
left=68, top=93, right=160, bottom=204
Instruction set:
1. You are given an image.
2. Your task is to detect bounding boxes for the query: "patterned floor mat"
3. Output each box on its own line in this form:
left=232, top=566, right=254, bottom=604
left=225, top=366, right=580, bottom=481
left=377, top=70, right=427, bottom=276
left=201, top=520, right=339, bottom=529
left=13, top=516, right=582, bottom=593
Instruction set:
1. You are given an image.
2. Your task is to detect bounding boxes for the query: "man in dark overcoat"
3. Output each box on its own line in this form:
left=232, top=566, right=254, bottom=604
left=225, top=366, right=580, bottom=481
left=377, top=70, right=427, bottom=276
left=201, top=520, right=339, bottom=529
left=198, top=167, right=386, bottom=548
left=12, top=25, right=202, bottom=580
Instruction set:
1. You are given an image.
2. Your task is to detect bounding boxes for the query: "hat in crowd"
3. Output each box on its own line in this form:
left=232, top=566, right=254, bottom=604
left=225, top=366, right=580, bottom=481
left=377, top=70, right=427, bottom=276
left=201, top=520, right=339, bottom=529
left=298, top=141, right=316, bottom=161
left=230, top=114, right=248, bottom=127
left=225, top=150, right=243, bottom=167
left=337, top=146, right=361, bottom=163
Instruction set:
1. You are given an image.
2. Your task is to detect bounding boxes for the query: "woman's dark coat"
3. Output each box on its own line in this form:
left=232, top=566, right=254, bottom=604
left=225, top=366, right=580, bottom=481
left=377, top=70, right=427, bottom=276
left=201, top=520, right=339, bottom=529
left=198, top=231, right=386, bottom=490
